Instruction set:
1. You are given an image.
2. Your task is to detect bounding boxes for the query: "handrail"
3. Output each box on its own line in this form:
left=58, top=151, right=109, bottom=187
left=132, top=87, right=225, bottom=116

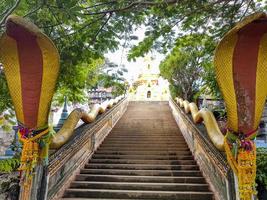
left=50, top=95, right=124, bottom=149
left=175, top=97, right=225, bottom=151
left=169, top=97, right=235, bottom=200
left=47, top=97, right=128, bottom=200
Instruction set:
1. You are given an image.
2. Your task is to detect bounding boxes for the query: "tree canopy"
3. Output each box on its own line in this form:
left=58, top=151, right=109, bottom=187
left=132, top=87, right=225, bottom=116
left=0, top=0, right=266, bottom=112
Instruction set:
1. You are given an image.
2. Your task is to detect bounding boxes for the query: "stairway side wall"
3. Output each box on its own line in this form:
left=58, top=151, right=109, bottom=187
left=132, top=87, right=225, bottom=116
left=47, top=98, right=129, bottom=200
left=169, top=98, right=236, bottom=200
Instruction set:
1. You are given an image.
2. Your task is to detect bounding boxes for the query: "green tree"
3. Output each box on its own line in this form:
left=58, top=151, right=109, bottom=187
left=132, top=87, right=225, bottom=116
left=160, top=34, right=216, bottom=101
left=53, top=58, right=104, bottom=105
left=126, top=0, right=264, bottom=59
left=0, top=65, right=12, bottom=113
left=97, top=59, right=128, bottom=97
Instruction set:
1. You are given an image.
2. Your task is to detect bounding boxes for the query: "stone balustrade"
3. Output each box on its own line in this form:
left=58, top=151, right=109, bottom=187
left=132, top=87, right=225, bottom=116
left=169, top=98, right=236, bottom=200
left=46, top=97, right=128, bottom=200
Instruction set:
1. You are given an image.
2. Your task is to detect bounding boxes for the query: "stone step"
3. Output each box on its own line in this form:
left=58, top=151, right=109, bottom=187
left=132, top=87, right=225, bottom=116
left=63, top=189, right=213, bottom=200
left=62, top=198, right=159, bottom=200
left=95, top=150, right=192, bottom=155
left=98, top=147, right=190, bottom=151
left=104, top=140, right=184, bottom=143
left=109, top=135, right=181, bottom=137
left=89, top=159, right=196, bottom=165
left=75, top=174, right=207, bottom=183
left=92, top=154, right=193, bottom=160
left=110, top=133, right=181, bottom=136
left=103, top=139, right=185, bottom=142
left=62, top=198, right=151, bottom=200
left=102, top=139, right=186, bottom=142
left=100, top=144, right=188, bottom=148
left=107, top=134, right=182, bottom=136
left=85, top=163, right=199, bottom=170
left=106, top=136, right=183, bottom=139
left=80, top=169, right=202, bottom=176
left=69, top=181, right=210, bottom=192
left=102, top=141, right=186, bottom=145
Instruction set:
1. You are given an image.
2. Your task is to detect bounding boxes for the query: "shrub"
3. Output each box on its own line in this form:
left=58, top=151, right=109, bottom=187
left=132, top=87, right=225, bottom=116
left=256, top=148, right=267, bottom=189
left=0, top=158, right=20, bottom=173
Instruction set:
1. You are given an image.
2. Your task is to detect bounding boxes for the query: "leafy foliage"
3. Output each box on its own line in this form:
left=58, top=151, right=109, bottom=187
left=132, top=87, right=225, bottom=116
left=53, top=58, right=104, bottom=105
left=0, top=158, right=20, bottom=173
left=0, top=66, right=12, bottom=113
left=97, top=59, right=128, bottom=97
left=0, top=110, right=16, bottom=132
left=169, top=84, right=182, bottom=99
left=127, top=0, right=265, bottom=59
left=159, top=34, right=215, bottom=101
left=256, top=148, right=267, bottom=189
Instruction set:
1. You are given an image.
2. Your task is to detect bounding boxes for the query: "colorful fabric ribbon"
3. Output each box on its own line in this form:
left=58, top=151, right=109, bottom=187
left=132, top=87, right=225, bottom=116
left=17, top=124, right=53, bottom=188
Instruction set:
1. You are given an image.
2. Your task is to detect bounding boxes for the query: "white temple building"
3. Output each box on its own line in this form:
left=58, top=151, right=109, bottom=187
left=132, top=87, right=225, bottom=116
left=129, top=57, right=169, bottom=101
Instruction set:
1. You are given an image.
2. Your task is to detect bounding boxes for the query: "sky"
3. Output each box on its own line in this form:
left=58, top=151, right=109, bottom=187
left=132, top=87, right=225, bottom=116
left=105, top=26, right=165, bottom=84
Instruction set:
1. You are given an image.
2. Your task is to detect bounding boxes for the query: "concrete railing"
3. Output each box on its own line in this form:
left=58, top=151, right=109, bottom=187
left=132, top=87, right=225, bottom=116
left=46, top=97, right=128, bottom=200
left=169, top=98, right=236, bottom=200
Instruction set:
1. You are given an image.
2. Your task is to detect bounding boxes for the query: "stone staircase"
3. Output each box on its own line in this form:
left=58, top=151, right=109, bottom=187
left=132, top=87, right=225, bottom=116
left=62, top=102, right=214, bottom=200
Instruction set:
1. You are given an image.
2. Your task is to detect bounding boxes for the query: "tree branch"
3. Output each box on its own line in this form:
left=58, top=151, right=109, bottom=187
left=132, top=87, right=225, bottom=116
left=91, top=12, right=113, bottom=43
left=54, top=14, right=106, bottom=41
left=240, top=0, right=252, bottom=20
left=0, top=0, right=21, bottom=26
left=40, top=21, right=64, bottom=29
left=83, top=1, right=117, bottom=10
left=84, top=0, right=179, bottom=15
left=23, top=4, right=42, bottom=17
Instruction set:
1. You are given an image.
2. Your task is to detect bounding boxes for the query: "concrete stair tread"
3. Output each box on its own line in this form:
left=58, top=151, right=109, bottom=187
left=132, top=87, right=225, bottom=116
left=106, top=137, right=184, bottom=140
left=85, top=163, right=199, bottom=170
left=75, top=170, right=205, bottom=185
left=100, top=144, right=188, bottom=147
left=62, top=198, right=152, bottom=200
left=79, top=170, right=201, bottom=176
left=97, top=146, right=188, bottom=149
left=102, top=141, right=186, bottom=143
left=90, top=158, right=194, bottom=161
left=65, top=188, right=213, bottom=194
left=75, top=174, right=204, bottom=178
left=80, top=169, right=200, bottom=171
left=71, top=181, right=208, bottom=186
left=94, top=152, right=193, bottom=157
left=63, top=189, right=213, bottom=199
left=86, top=163, right=197, bottom=166
left=70, top=181, right=210, bottom=192
left=95, top=151, right=192, bottom=155
left=92, top=155, right=193, bottom=160
left=89, top=159, right=196, bottom=165
left=103, top=138, right=184, bottom=140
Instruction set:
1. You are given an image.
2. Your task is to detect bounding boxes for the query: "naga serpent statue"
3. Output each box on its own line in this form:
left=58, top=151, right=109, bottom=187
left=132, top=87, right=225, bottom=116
left=215, top=12, right=267, bottom=200
left=0, top=15, right=59, bottom=199
left=0, top=15, right=123, bottom=199
left=177, top=12, right=267, bottom=200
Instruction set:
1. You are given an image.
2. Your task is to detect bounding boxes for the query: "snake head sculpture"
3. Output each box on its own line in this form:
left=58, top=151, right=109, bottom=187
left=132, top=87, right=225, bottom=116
left=214, top=12, right=267, bottom=199
left=214, top=12, right=267, bottom=136
left=0, top=15, right=60, bottom=194
left=0, top=15, right=60, bottom=130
